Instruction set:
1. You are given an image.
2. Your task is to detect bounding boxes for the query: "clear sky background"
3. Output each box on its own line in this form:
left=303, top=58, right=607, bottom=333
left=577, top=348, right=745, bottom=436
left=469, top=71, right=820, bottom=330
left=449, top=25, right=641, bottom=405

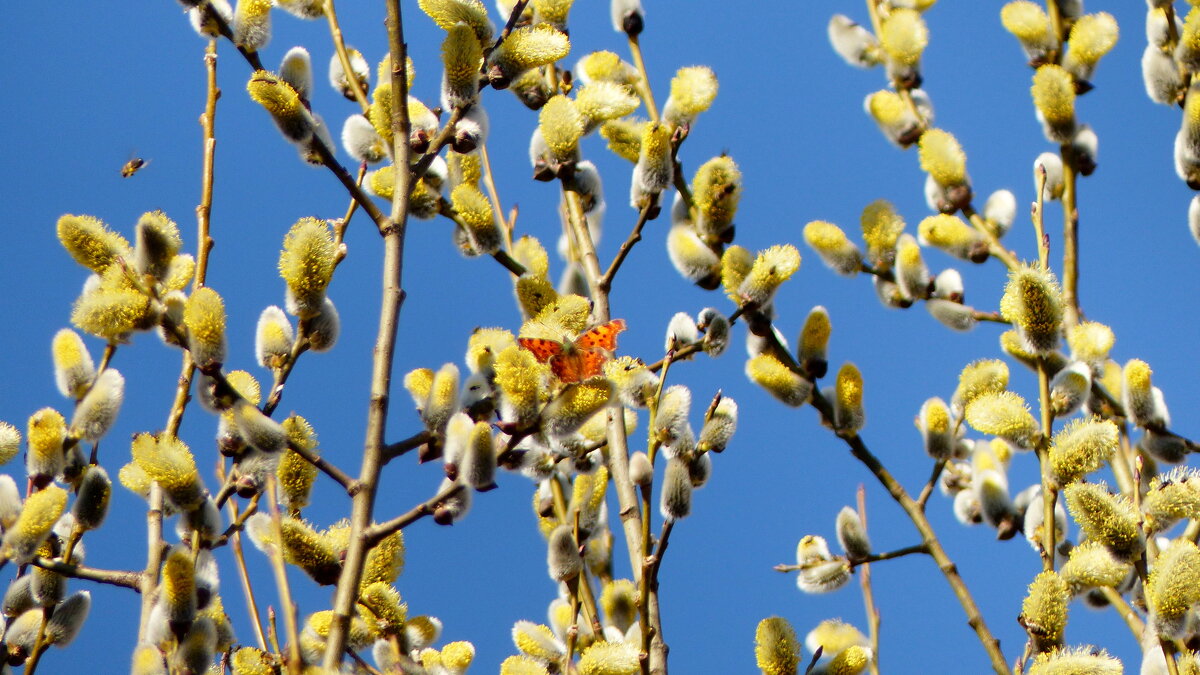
left=1, top=1, right=1198, bottom=673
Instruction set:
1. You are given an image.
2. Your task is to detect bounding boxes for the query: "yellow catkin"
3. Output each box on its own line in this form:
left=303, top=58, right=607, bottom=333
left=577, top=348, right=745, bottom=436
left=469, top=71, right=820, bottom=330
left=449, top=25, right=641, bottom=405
left=755, top=616, right=801, bottom=675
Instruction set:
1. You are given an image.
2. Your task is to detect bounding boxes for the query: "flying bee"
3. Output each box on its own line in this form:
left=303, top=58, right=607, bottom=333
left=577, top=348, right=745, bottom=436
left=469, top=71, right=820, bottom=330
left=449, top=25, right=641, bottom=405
left=121, top=156, right=148, bottom=178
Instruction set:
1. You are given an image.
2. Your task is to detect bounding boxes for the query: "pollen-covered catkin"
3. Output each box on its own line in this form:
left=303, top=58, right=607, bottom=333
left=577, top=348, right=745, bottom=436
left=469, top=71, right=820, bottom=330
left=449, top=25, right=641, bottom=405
left=755, top=616, right=801, bottom=675
left=2, top=485, right=67, bottom=563
left=999, top=265, right=1063, bottom=355
left=1020, top=571, right=1069, bottom=653
left=1147, top=539, right=1200, bottom=639
left=1031, top=65, right=1076, bottom=143
left=804, top=221, right=861, bottom=276
left=662, top=66, right=718, bottom=127
left=1063, top=482, right=1144, bottom=562
left=184, top=287, right=227, bottom=371
left=234, top=0, right=272, bottom=51
left=746, top=354, right=811, bottom=407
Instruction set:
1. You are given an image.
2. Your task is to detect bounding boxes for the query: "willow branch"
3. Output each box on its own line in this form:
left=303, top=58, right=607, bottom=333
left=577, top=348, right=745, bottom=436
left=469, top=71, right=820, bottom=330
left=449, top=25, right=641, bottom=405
left=29, top=558, right=142, bottom=591
left=287, top=439, right=357, bottom=494
left=324, top=0, right=371, bottom=112
left=226, top=497, right=269, bottom=651
left=363, top=482, right=465, bottom=546
left=265, top=478, right=303, bottom=674
left=1060, top=154, right=1080, bottom=327
left=321, top=2, right=410, bottom=665
left=856, top=487, right=882, bottom=675
left=598, top=204, right=654, bottom=294
left=381, top=430, right=434, bottom=464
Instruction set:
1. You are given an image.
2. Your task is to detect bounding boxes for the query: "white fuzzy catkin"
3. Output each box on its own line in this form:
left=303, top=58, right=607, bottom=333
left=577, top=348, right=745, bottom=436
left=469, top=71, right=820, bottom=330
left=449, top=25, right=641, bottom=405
left=70, top=369, right=124, bottom=442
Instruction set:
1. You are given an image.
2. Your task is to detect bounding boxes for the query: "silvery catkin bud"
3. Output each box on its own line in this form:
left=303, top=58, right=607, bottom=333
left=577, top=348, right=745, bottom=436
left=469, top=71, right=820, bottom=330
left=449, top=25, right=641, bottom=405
left=984, top=189, right=1017, bottom=238
left=698, top=396, right=737, bottom=453
left=134, top=211, right=183, bottom=282
left=660, top=457, right=692, bottom=521
left=546, top=525, right=581, bottom=581
left=1144, top=44, right=1184, bottom=106
left=755, top=616, right=800, bottom=675
left=342, top=114, right=388, bottom=164
left=255, top=305, right=294, bottom=370
left=664, top=312, right=698, bottom=351
left=234, top=0, right=272, bottom=51
left=629, top=451, right=653, bottom=486
left=653, top=385, right=691, bottom=445
left=189, top=0, right=232, bottom=38
left=610, top=0, right=643, bottom=35
left=231, top=401, right=287, bottom=454
left=73, top=465, right=111, bottom=532
left=170, top=616, right=217, bottom=675
left=461, top=421, right=496, bottom=490
left=279, top=47, right=314, bottom=106
left=828, top=14, right=880, bottom=69
left=666, top=223, right=721, bottom=288
left=69, top=368, right=124, bottom=442
left=835, top=506, right=871, bottom=561
left=1047, top=362, right=1091, bottom=418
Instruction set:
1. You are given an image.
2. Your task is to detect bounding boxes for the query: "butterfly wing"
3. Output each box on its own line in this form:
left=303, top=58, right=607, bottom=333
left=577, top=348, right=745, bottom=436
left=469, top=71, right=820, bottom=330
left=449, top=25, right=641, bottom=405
left=574, top=319, right=627, bottom=351
left=578, top=350, right=608, bottom=380
left=550, top=353, right=585, bottom=383
left=518, top=338, right=563, bottom=363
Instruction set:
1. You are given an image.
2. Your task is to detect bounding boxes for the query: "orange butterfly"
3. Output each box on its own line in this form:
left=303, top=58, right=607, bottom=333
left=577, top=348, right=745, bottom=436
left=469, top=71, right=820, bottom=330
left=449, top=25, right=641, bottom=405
left=518, top=319, right=627, bottom=383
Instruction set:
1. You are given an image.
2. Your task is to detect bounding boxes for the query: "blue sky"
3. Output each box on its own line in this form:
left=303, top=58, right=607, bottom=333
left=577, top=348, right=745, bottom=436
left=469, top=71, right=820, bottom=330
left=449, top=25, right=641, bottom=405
left=1, top=1, right=1198, bottom=673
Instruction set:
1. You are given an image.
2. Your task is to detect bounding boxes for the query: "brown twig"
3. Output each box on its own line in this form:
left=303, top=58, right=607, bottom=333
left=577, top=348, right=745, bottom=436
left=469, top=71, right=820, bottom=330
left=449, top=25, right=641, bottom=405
left=380, top=430, right=434, bottom=465
left=29, top=557, right=143, bottom=591
left=324, top=0, right=371, bottom=112
left=855, top=487, right=882, bottom=675
left=363, top=481, right=466, bottom=546
left=264, top=477, right=303, bottom=674
left=598, top=204, right=654, bottom=294
left=225, top=496, right=269, bottom=651
left=320, top=5, right=412, bottom=665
